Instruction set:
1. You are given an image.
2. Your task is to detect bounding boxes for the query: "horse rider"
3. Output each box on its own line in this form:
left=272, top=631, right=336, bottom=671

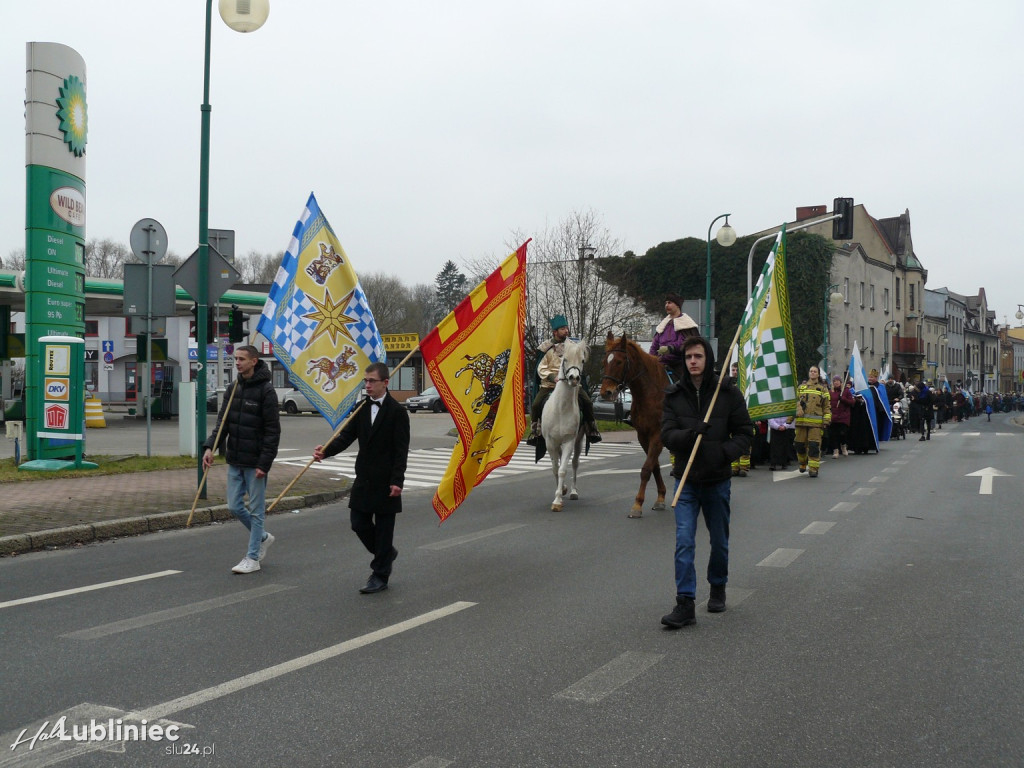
left=649, top=293, right=699, bottom=383
left=527, top=315, right=601, bottom=446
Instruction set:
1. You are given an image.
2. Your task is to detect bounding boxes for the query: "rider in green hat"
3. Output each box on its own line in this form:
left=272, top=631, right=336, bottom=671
left=527, top=314, right=601, bottom=446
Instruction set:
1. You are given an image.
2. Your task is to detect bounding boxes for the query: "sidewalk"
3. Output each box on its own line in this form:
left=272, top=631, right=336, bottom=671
left=0, top=428, right=641, bottom=557
left=0, top=461, right=351, bottom=557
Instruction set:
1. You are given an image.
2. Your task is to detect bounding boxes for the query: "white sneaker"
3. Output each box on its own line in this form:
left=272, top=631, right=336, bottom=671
left=231, top=557, right=260, bottom=574
left=259, top=533, right=275, bottom=561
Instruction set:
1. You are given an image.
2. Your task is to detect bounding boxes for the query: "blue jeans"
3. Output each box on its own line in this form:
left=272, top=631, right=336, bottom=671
left=226, top=465, right=268, bottom=561
left=672, top=478, right=731, bottom=598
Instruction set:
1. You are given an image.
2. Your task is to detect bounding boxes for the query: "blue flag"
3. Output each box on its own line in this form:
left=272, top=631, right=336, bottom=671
left=849, top=341, right=892, bottom=446
left=256, top=193, right=386, bottom=428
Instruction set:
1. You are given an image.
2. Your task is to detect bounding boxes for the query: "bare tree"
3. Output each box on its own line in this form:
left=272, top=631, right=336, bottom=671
left=405, top=283, right=440, bottom=337
left=85, top=238, right=130, bottom=278
left=236, top=249, right=283, bottom=284
left=359, top=272, right=410, bottom=335
left=509, top=208, right=654, bottom=354
left=5, top=248, right=25, bottom=270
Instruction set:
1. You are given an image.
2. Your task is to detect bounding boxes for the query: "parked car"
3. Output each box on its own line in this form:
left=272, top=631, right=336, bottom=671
left=404, top=386, right=447, bottom=413
left=280, top=388, right=318, bottom=415
left=592, top=388, right=632, bottom=421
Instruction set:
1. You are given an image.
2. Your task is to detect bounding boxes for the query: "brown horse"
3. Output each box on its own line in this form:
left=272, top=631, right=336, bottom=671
left=600, top=332, right=669, bottom=518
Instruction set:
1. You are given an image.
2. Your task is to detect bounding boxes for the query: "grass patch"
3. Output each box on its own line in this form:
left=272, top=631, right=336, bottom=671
left=0, top=454, right=198, bottom=483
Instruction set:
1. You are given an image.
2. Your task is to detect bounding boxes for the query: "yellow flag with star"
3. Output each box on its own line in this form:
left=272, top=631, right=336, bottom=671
left=256, top=193, right=386, bottom=427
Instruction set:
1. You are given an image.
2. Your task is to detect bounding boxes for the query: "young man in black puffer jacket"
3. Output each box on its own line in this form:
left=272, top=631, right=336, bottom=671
left=203, top=345, right=281, bottom=574
left=660, top=336, right=752, bottom=628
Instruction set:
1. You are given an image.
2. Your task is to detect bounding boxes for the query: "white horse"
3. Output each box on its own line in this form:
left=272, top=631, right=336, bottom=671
left=541, top=339, right=588, bottom=512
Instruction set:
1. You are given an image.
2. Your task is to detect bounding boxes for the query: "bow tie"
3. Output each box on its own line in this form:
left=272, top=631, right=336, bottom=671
left=370, top=399, right=383, bottom=407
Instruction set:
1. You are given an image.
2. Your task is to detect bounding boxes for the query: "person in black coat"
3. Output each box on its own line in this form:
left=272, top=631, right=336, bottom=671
left=314, top=362, right=410, bottom=594
left=203, top=347, right=281, bottom=574
left=659, top=336, right=752, bottom=628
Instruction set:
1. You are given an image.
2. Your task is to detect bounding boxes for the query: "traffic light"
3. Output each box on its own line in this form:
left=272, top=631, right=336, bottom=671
left=228, top=304, right=245, bottom=343
left=206, top=308, right=216, bottom=344
left=833, top=197, right=854, bottom=240
left=136, top=332, right=148, bottom=362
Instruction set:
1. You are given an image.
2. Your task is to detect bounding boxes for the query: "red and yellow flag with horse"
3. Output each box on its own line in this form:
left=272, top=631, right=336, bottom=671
left=422, top=242, right=529, bottom=522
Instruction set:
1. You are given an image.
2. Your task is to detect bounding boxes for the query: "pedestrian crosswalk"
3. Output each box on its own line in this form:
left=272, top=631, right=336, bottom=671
left=275, top=442, right=643, bottom=489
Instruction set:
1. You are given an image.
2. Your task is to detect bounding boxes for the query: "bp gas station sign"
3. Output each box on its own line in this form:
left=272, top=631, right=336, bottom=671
left=21, top=42, right=91, bottom=467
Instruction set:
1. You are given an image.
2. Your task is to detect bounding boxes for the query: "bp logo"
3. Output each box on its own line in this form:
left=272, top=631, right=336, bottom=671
left=56, top=75, right=88, bottom=157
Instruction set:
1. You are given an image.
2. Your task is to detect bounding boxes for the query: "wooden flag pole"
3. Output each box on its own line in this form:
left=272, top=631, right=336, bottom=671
left=187, top=379, right=239, bottom=528
left=266, top=345, right=422, bottom=513
left=670, top=324, right=744, bottom=509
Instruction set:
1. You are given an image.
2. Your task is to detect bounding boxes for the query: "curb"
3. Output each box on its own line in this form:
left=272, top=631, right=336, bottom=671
left=0, top=488, right=349, bottom=557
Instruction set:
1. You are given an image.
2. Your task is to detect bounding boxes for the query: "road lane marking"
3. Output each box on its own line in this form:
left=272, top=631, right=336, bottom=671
left=801, top=522, right=836, bottom=535
left=420, top=524, right=527, bottom=551
left=852, top=487, right=876, bottom=495
left=62, top=584, right=295, bottom=640
left=757, top=548, right=804, bottom=567
left=830, top=502, right=859, bottom=513
left=140, top=602, right=476, bottom=721
left=881, top=468, right=898, bottom=473
left=0, top=571, right=181, bottom=610
left=555, top=651, right=663, bottom=704
left=869, top=476, right=889, bottom=483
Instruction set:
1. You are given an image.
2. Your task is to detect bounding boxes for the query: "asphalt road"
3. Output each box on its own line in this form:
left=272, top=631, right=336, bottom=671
left=1, top=414, right=1022, bottom=767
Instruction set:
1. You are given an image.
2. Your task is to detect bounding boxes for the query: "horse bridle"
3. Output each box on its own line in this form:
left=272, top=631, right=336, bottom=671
left=601, top=347, right=643, bottom=392
left=558, top=355, right=583, bottom=383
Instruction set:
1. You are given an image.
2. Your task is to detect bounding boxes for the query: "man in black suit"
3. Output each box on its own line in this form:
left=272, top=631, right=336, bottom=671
left=313, top=362, right=410, bottom=594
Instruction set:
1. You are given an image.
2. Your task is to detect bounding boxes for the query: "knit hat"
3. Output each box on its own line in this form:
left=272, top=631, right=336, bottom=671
left=664, top=293, right=683, bottom=309
left=549, top=315, right=568, bottom=331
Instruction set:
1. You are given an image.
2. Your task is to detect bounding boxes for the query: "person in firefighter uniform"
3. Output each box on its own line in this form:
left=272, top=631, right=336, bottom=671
left=794, top=365, right=831, bottom=478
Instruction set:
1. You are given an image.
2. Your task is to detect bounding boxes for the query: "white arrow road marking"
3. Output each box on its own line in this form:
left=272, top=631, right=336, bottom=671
left=965, top=467, right=1013, bottom=495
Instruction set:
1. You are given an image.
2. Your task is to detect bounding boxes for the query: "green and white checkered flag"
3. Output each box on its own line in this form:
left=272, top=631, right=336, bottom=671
left=736, top=226, right=798, bottom=421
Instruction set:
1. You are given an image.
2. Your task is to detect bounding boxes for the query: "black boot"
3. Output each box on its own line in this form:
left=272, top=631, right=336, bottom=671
left=661, top=595, right=695, bottom=628
left=586, top=421, right=602, bottom=444
left=526, top=420, right=541, bottom=446
left=708, top=585, right=726, bottom=613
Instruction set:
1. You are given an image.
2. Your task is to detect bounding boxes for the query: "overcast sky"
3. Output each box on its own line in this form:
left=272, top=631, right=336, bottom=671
left=3, top=1, right=1022, bottom=324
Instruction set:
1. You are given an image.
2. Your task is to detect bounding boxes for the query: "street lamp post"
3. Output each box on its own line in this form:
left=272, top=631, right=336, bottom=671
left=882, top=320, right=900, bottom=374
left=705, top=214, right=736, bottom=338
left=822, top=285, right=844, bottom=375
left=195, top=0, right=269, bottom=490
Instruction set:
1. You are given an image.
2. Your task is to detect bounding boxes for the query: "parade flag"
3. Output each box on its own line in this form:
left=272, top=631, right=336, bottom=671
left=256, top=193, right=386, bottom=428
left=422, top=242, right=529, bottom=522
left=849, top=341, right=892, bottom=445
left=736, top=226, right=798, bottom=420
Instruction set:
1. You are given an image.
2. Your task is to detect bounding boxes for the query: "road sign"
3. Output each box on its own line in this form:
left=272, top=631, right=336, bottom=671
left=173, top=245, right=241, bottom=303
left=102, top=340, right=113, bottom=353
left=103, top=351, right=113, bottom=364
left=208, top=229, right=235, bottom=262
left=129, top=218, right=168, bottom=264
left=123, top=263, right=176, bottom=318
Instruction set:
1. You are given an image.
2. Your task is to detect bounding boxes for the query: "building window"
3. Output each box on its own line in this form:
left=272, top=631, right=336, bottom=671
left=896, top=278, right=901, bottom=309
left=84, top=320, right=99, bottom=336
left=859, top=282, right=865, bottom=308
left=870, top=328, right=875, bottom=353
left=860, top=326, right=865, bottom=348
left=870, top=284, right=875, bottom=310
left=883, top=287, right=890, bottom=313
left=844, top=324, right=850, bottom=350
left=843, top=278, right=850, bottom=303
